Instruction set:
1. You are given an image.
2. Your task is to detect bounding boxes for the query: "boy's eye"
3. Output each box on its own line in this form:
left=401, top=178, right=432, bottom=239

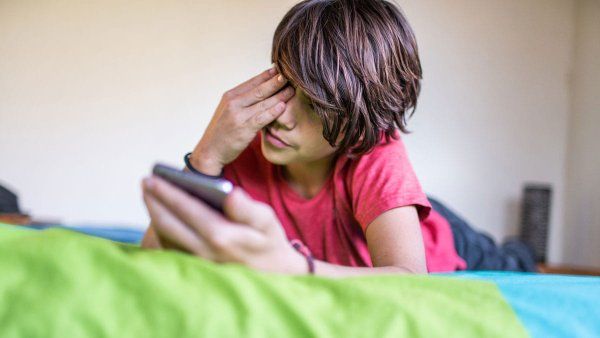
left=292, top=85, right=315, bottom=110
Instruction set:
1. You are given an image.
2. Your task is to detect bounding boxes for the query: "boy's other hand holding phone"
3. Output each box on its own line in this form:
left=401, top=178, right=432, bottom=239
left=190, top=66, right=295, bottom=175
left=141, top=176, right=307, bottom=275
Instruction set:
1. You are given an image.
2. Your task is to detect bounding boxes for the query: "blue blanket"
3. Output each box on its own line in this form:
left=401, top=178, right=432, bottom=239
left=457, top=271, right=600, bottom=338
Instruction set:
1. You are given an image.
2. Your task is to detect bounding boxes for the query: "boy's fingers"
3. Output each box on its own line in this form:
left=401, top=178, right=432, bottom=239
left=247, top=85, right=295, bottom=116
left=227, top=67, right=277, bottom=97
left=143, top=176, right=237, bottom=251
left=246, top=86, right=295, bottom=130
left=238, top=72, right=288, bottom=107
left=251, top=102, right=287, bottom=131
left=143, top=189, right=214, bottom=258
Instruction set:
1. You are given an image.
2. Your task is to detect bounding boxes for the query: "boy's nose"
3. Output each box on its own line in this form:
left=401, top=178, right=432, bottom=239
left=273, top=97, right=298, bottom=130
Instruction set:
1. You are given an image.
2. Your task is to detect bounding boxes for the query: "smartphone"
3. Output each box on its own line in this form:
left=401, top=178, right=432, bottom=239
left=152, top=163, right=233, bottom=212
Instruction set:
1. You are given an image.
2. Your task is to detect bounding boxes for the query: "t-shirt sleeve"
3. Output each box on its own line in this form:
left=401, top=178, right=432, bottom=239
left=349, top=134, right=431, bottom=233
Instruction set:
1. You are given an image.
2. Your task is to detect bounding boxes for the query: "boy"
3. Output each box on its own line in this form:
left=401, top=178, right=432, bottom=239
left=141, top=0, right=466, bottom=276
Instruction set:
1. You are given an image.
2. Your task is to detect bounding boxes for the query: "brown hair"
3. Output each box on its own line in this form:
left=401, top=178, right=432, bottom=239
left=271, top=0, right=422, bottom=156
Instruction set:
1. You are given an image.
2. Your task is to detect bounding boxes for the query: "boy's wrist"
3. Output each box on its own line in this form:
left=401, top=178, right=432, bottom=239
left=289, top=240, right=315, bottom=275
left=285, top=249, right=312, bottom=275
left=188, top=150, right=223, bottom=176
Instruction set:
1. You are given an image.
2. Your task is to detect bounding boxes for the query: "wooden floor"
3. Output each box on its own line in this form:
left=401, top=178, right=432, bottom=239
left=537, top=264, right=600, bottom=276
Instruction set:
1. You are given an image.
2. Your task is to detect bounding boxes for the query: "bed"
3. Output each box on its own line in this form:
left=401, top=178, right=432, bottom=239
left=1, top=223, right=598, bottom=337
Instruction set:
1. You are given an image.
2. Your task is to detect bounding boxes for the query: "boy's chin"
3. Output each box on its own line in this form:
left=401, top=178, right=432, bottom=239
left=260, top=144, right=295, bottom=165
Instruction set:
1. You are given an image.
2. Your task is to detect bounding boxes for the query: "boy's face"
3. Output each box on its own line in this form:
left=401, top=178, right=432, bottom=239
left=260, top=87, right=338, bottom=165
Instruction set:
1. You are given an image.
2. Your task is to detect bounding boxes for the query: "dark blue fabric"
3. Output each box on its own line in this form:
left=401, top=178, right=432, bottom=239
left=428, top=197, right=537, bottom=272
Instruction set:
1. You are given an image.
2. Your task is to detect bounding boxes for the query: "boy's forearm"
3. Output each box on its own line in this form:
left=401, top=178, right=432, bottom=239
left=312, top=260, right=426, bottom=278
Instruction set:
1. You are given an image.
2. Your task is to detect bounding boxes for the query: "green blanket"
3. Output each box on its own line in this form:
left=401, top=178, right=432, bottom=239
left=0, top=225, right=527, bottom=337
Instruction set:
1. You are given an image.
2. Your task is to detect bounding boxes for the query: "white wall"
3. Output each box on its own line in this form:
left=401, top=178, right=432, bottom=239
left=563, top=0, right=600, bottom=268
left=0, top=0, right=284, bottom=224
left=0, top=0, right=585, bottom=264
left=400, top=0, right=574, bottom=264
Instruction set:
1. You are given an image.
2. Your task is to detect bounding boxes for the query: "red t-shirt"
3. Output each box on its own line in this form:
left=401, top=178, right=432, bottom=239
left=223, top=131, right=466, bottom=272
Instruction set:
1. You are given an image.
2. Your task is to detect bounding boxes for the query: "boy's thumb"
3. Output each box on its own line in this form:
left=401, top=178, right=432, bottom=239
left=223, top=188, right=274, bottom=231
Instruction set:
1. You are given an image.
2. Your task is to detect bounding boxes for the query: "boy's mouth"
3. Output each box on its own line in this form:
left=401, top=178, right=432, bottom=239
left=264, top=128, right=291, bottom=148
